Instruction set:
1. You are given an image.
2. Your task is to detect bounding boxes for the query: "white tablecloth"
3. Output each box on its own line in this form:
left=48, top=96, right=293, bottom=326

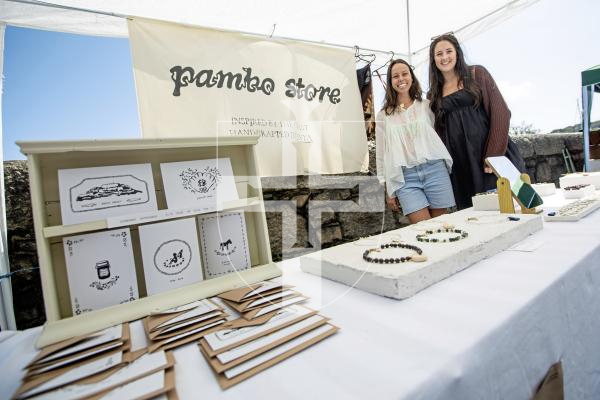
left=1, top=209, right=599, bottom=399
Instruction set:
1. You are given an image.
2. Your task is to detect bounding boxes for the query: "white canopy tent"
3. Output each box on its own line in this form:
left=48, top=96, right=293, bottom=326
left=0, top=0, right=539, bottom=331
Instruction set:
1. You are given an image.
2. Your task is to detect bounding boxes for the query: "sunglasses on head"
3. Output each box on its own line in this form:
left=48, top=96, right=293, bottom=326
left=431, top=31, right=455, bottom=41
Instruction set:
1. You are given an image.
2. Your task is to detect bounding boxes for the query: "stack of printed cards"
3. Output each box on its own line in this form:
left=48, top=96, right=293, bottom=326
left=143, top=299, right=229, bottom=353
left=12, top=324, right=178, bottom=400
left=198, top=301, right=338, bottom=389
left=219, top=281, right=307, bottom=321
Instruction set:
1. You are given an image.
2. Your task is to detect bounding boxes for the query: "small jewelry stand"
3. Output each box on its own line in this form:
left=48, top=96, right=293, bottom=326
left=496, top=174, right=536, bottom=214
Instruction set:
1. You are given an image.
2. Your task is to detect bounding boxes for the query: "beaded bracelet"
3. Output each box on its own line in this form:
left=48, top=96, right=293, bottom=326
left=362, top=242, right=427, bottom=264
left=416, top=228, right=468, bottom=243
left=563, top=184, right=591, bottom=191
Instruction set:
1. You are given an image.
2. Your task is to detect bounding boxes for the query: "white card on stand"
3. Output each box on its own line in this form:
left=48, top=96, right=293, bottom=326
left=160, top=158, right=238, bottom=211
left=198, top=211, right=251, bottom=278
left=63, top=229, right=139, bottom=315
left=139, top=218, right=203, bottom=295
left=58, top=164, right=157, bottom=225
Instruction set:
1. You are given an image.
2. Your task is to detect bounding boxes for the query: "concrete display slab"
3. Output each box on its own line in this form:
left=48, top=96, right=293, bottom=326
left=300, top=209, right=543, bottom=299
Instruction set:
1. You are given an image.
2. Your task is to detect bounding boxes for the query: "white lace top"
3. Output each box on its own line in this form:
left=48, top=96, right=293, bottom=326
left=376, top=98, right=453, bottom=196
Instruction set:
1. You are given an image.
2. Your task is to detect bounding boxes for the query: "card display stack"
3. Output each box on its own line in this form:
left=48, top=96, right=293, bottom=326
left=219, top=281, right=307, bottom=320
left=13, top=324, right=178, bottom=399
left=143, top=299, right=229, bottom=353
left=198, top=281, right=339, bottom=389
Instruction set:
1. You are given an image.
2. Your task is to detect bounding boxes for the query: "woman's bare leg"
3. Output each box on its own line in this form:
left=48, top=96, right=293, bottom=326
left=407, top=207, right=432, bottom=224
left=429, top=208, right=448, bottom=218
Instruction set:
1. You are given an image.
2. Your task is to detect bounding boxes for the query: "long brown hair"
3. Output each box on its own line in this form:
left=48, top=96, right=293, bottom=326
left=382, top=59, right=422, bottom=116
left=427, top=34, right=481, bottom=131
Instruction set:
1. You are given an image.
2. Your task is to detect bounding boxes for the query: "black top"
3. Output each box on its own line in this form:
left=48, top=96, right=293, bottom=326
left=440, top=89, right=525, bottom=210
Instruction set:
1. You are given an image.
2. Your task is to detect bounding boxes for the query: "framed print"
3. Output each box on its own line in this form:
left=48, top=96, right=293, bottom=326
left=160, top=158, right=238, bottom=211
left=198, top=211, right=251, bottom=278
left=139, top=218, right=204, bottom=295
left=58, top=164, right=158, bottom=225
left=63, top=228, right=139, bottom=315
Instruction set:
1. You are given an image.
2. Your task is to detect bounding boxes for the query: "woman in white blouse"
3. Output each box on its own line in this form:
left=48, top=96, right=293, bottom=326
left=376, top=59, right=456, bottom=224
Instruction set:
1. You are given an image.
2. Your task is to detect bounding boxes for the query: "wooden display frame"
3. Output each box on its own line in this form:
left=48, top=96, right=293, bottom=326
left=17, top=137, right=280, bottom=347
left=496, top=174, right=537, bottom=214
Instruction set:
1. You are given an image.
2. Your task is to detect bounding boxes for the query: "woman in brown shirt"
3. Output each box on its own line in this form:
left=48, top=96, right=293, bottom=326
left=427, top=33, right=526, bottom=210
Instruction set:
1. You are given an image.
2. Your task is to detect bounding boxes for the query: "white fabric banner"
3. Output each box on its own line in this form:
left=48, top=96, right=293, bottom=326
left=128, top=18, right=367, bottom=176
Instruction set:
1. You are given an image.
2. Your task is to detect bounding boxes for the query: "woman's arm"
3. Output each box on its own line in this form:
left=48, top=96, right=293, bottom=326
left=474, top=65, right=511, bottom=159
left=375, top=111, right=400, bottom=211
left=375, top=111, right=386, bottom=186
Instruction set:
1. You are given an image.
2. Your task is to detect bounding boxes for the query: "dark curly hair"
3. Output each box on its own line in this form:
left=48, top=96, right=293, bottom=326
left=382, top=59, right=422, bottom=116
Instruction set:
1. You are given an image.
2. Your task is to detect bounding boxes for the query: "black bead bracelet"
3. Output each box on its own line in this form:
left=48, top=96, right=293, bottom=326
left=416, top=228, right=468, bottom=243
left=362, top=242, right=427, bottom=263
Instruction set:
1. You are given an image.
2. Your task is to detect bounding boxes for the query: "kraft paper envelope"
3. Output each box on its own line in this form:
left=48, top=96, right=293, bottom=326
left=200, top=306, right=318, bottom=357
left=14, top=349, right=146, bottom=400
left=220, top=310, right=280, bottom=329
left=145, top=309, right=225, bottom=335
left=86, top=367, right=176, bottom=400
left=28, top=323, right=129, bottom=367
left=223, top=290, right=300, bottom=313
left=148, top=315, right=227, bottom=341
left=16, top=351, right=174, bottom=400
left=25, top=340, right=128, bottom=377
left=146, top=299, right=221, bottom=331
left=16, top=348, right=126, bottom=399
left=147, top=321, right=227, bottom=353
left=26, top=327, right=130, bottom=375
left=215, top=323, right=338, bottom=390
left=241, top=296, right=307, bottom=320
left=218, top=282, right=287, bottom=303
left=204, top=315, right=330, bottom=374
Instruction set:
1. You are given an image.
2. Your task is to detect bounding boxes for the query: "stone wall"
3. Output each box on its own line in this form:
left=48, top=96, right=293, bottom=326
left=2, top=132, right=583, bottom=329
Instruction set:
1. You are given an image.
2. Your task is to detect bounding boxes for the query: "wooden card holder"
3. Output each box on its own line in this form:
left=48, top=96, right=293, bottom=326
left=496, top=173, right=537, bottom=214
left=17, top=136, right=280, bottom=347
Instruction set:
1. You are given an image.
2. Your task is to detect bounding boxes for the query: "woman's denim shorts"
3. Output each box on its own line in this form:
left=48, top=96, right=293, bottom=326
left=394, top=159, right=456, bottom=215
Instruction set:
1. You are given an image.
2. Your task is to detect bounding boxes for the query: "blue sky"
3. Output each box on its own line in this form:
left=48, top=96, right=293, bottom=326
left=2, top=0, right=599, bottom=161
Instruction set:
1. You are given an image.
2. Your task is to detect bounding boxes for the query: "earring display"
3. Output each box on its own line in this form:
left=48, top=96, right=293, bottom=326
left=416, top=228, right=468, bottom=243
left=362, top=242, right=427, bottom=263
left=545, top=197, right=600, bottom=222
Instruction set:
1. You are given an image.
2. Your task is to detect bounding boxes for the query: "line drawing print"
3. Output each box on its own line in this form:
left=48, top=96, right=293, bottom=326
left=153, top=239, right=193, bottom=276
left=69, top=174, right=150, bottom=213
left=220, top=239, right=233, bottom=251
left=179, top=166, right=222, bottom=194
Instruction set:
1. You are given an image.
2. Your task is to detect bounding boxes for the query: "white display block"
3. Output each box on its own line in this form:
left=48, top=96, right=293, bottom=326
left=531, top=183, right=556, bottom=197
left=471, top=193, right=518, bottom=211
left=559, top=172, right=600, bottom=189
left=544, top=197, right=600, bottom=222
left=562, top=184, right=596, bottom=199
left=300, top=209, right=543, bottom=299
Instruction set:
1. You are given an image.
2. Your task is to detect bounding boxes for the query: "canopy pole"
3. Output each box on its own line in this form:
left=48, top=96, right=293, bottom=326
left=411, top=0, right=530, bottom=56
left=0, top=23, right=17, bottom=331
left=406, top=0, right=412, bottom=64
left=6, top=0, right=406, bottom=58
left=582, top=86, right=591, bottom=172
